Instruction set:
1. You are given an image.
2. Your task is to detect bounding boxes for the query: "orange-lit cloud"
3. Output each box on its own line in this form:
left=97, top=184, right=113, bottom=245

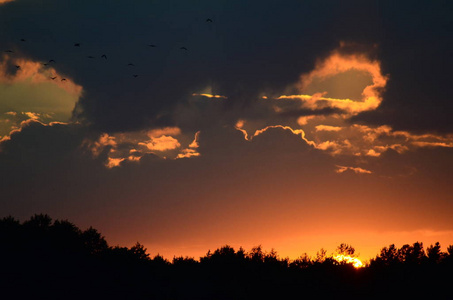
left=351, top=124, right=453, bottom=156
left=0, top=119, right=69, bottom=143
left=106, top=157, right=124, bottom=168
left=176, top=131, right=201, bottom=159
left=296, top=49, right=387, bottom=115
left=176, top=148, right=200, bottom=159
left=0, top=0, right=14, bottom=4
left=140, top=135, right=181, bottom=151
left=297, top=116, right=316, bottom=125
left=147, top=127, right=181, bottom=138
left=140, top=127, right=182, bottom=151
left=0, top=55, right=82, bottom=96
left=188, top=131, right=200, bottom=149
left=335, top=165, right=372, bottom=174
left=238, top=124, right=309, bottom=144
left=24, top=112, right=40, bottom=120
left=257, top=45, right=387, bottom=134
left=192, top=93, right=227, bottom=99
left=0, top=55, right=83, bottom=138
left=225, top=46, right=394, bottom=160
left=411, top=141, right=453, bottom=148
left=87, top=133, right=117, bottom=157
left=315, top=125, right=342, bottom=132
left=181, top=44, right=451, bottom=170
left=85, top=127, right=202, bottom=167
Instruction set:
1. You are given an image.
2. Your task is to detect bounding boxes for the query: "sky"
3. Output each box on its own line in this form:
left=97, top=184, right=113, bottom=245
left=1, top=0, right=452, bottom=262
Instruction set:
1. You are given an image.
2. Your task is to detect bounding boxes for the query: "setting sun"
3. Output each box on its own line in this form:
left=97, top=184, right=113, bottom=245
left=333, top=255, right=364, bottom=268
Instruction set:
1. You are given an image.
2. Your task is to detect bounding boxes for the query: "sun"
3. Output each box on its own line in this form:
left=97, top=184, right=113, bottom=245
left=333, top=254, right=364, bottom=268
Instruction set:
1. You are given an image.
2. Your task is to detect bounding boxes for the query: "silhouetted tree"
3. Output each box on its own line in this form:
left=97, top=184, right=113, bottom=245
left=336, top=243, right=356, bottom=256
left=50, top=219, right=83, bottom=254
left=426, top=242, right=443, bottom=264
left=445, top=245, right=453, bottom=258
left=399, top=242, right=425, bottom=264
left=314, top=248, right=327, bottom=263
left=130, top=242, right=150, bottom=261
left=23, top=213, right=52, bottom=229
left=249, top=245, right=265, bottom=263
left=371, top=244, right=400, bottom=266
left=81, top=227, right=108, bottom=255
left=0, top=215, right=20, bottom=228
left=151, top=253, right=170, bottom=269
left=1, top=214, right=452, bottom=299
left=173, top=256, right=198, bottom=266
left=290, top=253, right=313, bottom=269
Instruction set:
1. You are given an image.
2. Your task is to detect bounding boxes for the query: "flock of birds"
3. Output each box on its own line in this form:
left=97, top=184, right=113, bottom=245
left=4, top=18, right=215, bottom=82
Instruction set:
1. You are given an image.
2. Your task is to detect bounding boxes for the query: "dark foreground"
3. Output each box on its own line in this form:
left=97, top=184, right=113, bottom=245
left=1, top=214, right=452, bottom=299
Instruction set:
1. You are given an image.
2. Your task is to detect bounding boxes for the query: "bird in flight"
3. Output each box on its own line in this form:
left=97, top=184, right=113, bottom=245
left=74, top=43, right=80, bottom=47
left=87, top=56, right=95, bottom=59
left=101, top=54, right=107, bottom=59
left=133, top=74, right=138, bottom=78
left=20, top=38, right=26, bottom=42
left=48, top=59, right=56, bottom=63
left=43, top=63, right=49, bottom=66
left=128, top=63, right=135, bottom=66
left=50, top=77, right=57, bottom=80
left=147, top=44, right=157, bottom=47
left=15, top=65, right=20, bottom=69
left=5, top=50, right=14, bottom=53
left=180, top=47, right=188, bottom=51
left=206, top=18, right=213, bottom=22
left=61, top=78, right=67, bottom=81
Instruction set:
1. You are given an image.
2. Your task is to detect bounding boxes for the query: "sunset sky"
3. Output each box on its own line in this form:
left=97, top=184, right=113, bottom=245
left=1, top=0, right=452, bottom=262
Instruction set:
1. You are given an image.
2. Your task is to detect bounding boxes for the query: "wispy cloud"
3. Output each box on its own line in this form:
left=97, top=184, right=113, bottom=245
left=335, top=165, right=372, bottom=174
left=315, top=125, right=342, bottom=132
left=192, top=93, right=227, bottom=99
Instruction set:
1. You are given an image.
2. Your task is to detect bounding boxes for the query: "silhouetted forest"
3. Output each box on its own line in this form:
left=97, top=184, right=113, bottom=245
left=1, top=214, right=452, bottom=299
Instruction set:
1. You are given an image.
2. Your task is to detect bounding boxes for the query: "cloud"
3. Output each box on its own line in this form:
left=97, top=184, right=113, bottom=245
left=192, top=93, right=227, bottom=99
left=83, top=127, right=202, bottom=168
left=0, top=55, right=82, bottom=96
left=315, top=125, right=342, bottom=132
left=176, top=148, right=200, bottom=159
left=411, top=141, right=453, bottom=148
left=0, top=55, right=82, bottom=137
left=0, top=0, right=14, bottom=5
left=225, top=42, right=453, bottom=159
left=140, top=135, right=181, bottom=151
left=335, top=165, right=372, bottom=174
left=238, top=124, right=307, bottom=143
left=86, top=133, right=117, bottom=158
left=0, top=120, right=86, bottom=174
left=297, top=116, right=316, bottom=126
left=274, top=47, right=388, bottom=116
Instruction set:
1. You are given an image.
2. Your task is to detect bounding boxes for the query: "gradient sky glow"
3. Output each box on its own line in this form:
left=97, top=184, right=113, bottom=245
left=1, top=0, right=452, bottom=262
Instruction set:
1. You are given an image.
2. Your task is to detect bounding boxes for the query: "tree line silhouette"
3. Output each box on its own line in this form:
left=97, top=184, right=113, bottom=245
left=1, top=214, right=452, bottom=299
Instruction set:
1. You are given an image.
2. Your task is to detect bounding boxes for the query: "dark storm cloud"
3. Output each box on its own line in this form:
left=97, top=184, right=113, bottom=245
left=2, top=1, right=451, bottom=133
left=0, top=117, right=334, bottom=231
left=0, top=120, right=94, bottom=216
left=278, top=107, right=344, bottom=118
left=0, top=0, right=350, bottom=132
left=350, top=1, right=453, bottom=133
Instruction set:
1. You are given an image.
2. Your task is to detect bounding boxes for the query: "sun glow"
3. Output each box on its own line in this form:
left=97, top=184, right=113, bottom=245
left=333, top=255, right=363, bottom=268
